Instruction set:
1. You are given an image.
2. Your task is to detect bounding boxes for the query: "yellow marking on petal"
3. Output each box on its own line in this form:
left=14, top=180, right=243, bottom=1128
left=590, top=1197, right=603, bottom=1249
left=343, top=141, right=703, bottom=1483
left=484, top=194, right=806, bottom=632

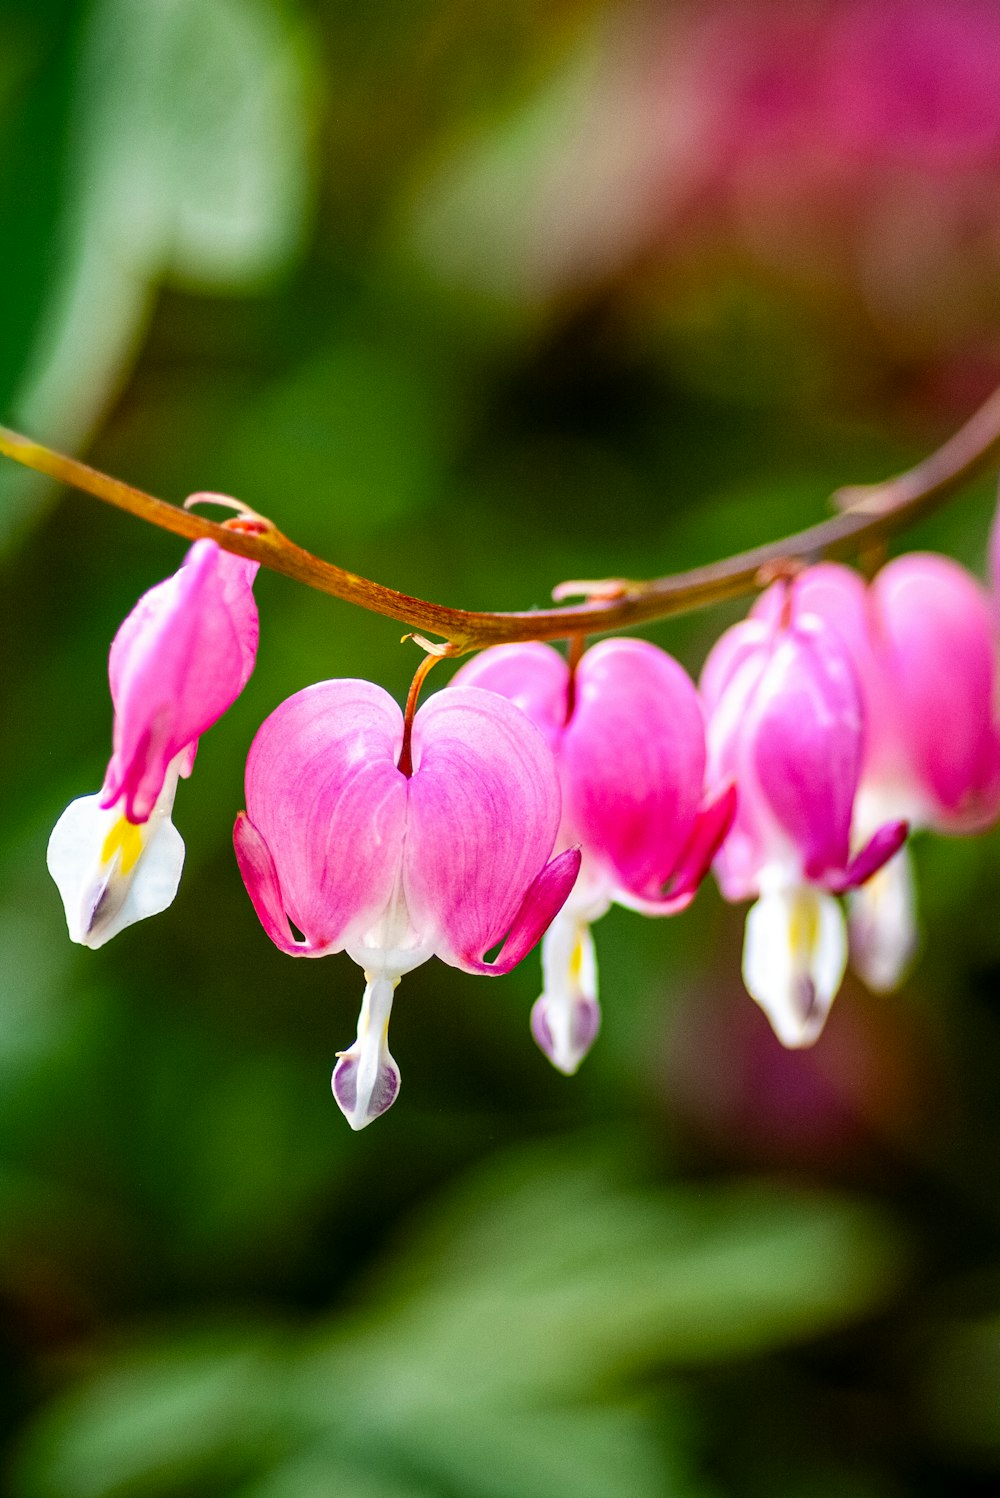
left=569, top=933, right=585, bottom=984
left=866, top=864, right=890, bottom=912
left=100, top=816, right=144, bottom=875
left=788, top=889, right=820, bottom=960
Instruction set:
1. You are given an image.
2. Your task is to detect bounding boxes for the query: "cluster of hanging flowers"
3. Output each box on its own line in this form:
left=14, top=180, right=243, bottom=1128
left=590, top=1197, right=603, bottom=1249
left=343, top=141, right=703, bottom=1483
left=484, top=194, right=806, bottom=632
left=47, top=507, right=1000, bottom=1128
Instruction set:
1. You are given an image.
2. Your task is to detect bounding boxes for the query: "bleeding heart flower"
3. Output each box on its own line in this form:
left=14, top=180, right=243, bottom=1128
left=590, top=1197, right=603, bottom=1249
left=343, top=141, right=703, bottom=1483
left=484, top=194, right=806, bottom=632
left=753, top=556, right=1000, bottom=991
left=47, top=538, right=259, bottom=949
left=233, top=679, right=580, bottom=1129
left=453, top=638, right=735, bottom=1075
left=702, top=601, right=906, bottom=1047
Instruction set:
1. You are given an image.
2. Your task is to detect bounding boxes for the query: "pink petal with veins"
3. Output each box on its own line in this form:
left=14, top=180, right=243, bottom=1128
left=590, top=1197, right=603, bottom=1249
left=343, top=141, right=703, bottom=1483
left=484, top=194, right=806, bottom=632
left=754, top=564, right=902, bottom=782
left=458, top=848, right=583, bottom=975
left=702, top=621, right=774, bottom=901
left=452, top=642, right=569, bottom=752
left=241, top=679, right=407, bottom=953
left=873, top=554, right=1000, bottom=829
left=826, top=818, right=909, bottom=893
left=233, top=811, right=320, bottom=955
left=705, top=616, right=870, bottom=897
left=104, top=540, right=259, bottom=822
left=751, top=622, right=864, bottom=883
left=669, top=781, right=739, bottom=899
left=559, top=639, right=709, bottom=902
left=404, top=686, right=567, bottom=970
left=462, top=639, right=717, bottom=910
left=700, top=616, right=773, bottom=717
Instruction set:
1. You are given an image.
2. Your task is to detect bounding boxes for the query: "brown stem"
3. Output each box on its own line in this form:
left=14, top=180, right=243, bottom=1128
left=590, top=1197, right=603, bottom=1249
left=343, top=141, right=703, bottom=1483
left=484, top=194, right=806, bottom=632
left=564, top=632, right=587, bottom=725
left=397, top=653, right=444, bottom=777
left=3, top=383, right=1000, bottom=653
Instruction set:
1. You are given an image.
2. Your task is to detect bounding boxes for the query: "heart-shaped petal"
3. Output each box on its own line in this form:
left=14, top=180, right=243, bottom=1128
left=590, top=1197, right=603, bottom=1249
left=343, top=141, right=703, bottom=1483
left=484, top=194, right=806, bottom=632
left=241, top=679, right=408, bottom=955
left=404, top=686, right=568, bottom=971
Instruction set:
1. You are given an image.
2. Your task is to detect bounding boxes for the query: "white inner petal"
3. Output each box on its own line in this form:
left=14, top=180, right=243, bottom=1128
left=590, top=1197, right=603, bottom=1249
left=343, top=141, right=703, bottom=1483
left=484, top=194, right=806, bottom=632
left=853, top=780, right=926, bottom=839
left=531, top=907, right=601, bottom=1076
left=742, top=884, right=847, bottom=1048
left=564, top=853, right=613, bottom=923
left=47, top=759, right=185, bottom=949
left=346, top=873, right=431, bottom=977
left=848, top=843, right=919, bottom=993
left=332, top=972, right=401, bottom=1130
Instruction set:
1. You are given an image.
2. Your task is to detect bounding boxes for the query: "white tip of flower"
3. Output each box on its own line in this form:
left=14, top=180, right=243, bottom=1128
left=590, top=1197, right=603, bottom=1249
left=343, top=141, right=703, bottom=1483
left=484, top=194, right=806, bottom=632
left=742, top=885, right=847, bottom=1048
left=848, top=844, right=919, bottom=993
left=46, top=791, right=185, bottom=949
left=332, top=973, right=401, bottom=1130
left=531, top=914, right=601, bottom=1075
left=531, top=992, right=600, bottom=1076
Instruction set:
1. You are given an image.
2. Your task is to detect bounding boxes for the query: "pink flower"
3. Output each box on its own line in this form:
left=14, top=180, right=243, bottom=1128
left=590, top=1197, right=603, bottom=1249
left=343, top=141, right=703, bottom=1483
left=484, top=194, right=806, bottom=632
left=47, top=539, right=259, bottom=949
left=868, top=555, right=1000, bottom=829
left=754, top=557, right=1000, bottom=989
left=453, top=639, right=734, bottom=1074
left=701, top=604, right=906, bottom=1047
left=233, top=679, right=580, bottom=1129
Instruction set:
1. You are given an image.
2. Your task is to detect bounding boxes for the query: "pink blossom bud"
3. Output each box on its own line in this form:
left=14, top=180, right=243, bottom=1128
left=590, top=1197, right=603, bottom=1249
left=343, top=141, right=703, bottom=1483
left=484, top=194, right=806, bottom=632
left=702, top=606, right=905, bottom=1046
left=48, top=540, right=259, bottom=949
left=454, top=638, right=734, bottom=1073
left=233, top=680, right=580, bottom=1128
left=104, top=538, right=259, bottom=823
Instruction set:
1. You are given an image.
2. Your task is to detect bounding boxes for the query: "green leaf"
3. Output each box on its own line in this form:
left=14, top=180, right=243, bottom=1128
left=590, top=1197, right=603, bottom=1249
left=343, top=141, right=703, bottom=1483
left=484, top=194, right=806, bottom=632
left=235, top=1448, right=446, bottom=1498
left=16, top=1327, right=295, bottom=1498
left=14, top=1140, right=906, bottom=1498
left=3, top=0, right=315, bottom=550
left=312, top=1140, right=907, bottom=1411
left=373, top=1401, right=706, bottom=1498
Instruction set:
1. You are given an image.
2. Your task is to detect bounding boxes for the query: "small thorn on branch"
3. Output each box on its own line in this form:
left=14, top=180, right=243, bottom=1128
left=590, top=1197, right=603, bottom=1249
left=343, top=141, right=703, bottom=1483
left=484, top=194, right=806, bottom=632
left=831, top=483, right=893, bottom=515
left=754, top=557, right=806, bottom=591
left=183, top=491, right=276, bottom=535
left=401, top=632, right=458, bottom=658
left=551, top=577, right=632, bottom=603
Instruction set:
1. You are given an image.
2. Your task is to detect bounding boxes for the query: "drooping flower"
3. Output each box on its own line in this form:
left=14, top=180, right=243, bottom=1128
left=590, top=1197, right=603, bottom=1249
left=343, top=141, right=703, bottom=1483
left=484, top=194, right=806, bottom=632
left=232, top=679, right=580, bottom=1129
left=48, top=538, right=259, bottom=949
left=701, top=601, right=906, bottom=1047
left=754, top=557, right=1000, bottom=990
left=453, top=638, right=735, bottom=1074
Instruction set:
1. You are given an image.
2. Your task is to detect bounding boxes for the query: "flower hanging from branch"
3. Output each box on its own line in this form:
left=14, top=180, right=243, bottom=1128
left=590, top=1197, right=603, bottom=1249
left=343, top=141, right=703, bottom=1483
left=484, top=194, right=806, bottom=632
left=5, top=374, right=1000, bottom=1127
left=454, top=638, right=735, bottom=1074
left=47, top=537, right=259, bottom=948
left=233, top=679, right=580, bottom=1129
left=701, top=598, right=907, bottom=1046
left=753, top=556, right=1000, bottom=991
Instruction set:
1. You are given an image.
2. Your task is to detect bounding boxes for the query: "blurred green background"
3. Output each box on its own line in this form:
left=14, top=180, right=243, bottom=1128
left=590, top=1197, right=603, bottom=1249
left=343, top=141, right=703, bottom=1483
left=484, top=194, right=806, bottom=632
left=4, top=1, right=1000, bottom=1493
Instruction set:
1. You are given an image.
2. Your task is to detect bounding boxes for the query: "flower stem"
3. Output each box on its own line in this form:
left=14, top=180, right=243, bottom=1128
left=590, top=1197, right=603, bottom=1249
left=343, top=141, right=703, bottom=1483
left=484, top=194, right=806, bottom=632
left=4, top=382, right=1000, bottom=654
left=397, top=652, right=444, bottom=777
left=564, top=632, right=587, bottom=724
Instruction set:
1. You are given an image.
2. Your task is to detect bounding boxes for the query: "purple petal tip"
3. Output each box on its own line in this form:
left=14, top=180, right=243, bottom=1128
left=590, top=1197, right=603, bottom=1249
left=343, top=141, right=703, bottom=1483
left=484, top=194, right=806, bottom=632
left=332, top=1052, right=401, bottom=1130
left=530, top=992, right=601, bottom=1076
